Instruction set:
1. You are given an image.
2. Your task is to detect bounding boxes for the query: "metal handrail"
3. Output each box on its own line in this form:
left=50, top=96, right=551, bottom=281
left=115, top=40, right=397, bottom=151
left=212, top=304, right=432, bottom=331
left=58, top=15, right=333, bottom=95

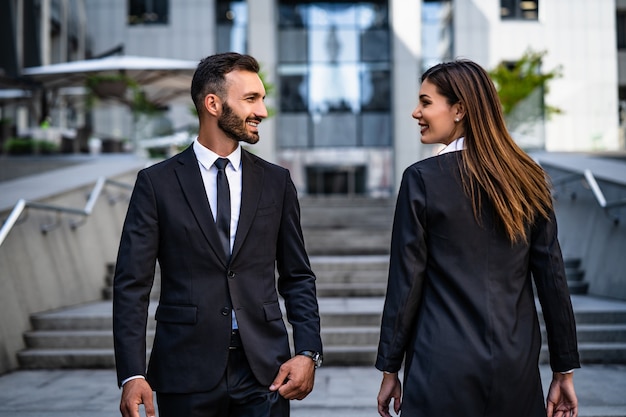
left=0, top=177, right=134, bottom=247
left=548, top=166, right=626, bottom=224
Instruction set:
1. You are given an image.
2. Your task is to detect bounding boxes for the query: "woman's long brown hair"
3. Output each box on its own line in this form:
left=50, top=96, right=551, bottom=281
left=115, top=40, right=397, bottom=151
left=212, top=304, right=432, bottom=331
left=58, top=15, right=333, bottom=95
left=422, top=60, right=552, bottom=243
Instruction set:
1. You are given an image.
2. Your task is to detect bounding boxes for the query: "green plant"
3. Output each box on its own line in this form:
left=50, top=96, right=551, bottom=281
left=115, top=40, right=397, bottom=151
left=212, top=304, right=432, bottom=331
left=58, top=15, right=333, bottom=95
left=3, top=138, right=59, bottom=155
left=4, top=137, right=33, bottom=154
left=258, top=65, right=276, bottom=118
left=35, top=140, right=59, bottom=154
left=85, top=74, right=159, bottom=117
left=489, top=49, right=562, bottom=126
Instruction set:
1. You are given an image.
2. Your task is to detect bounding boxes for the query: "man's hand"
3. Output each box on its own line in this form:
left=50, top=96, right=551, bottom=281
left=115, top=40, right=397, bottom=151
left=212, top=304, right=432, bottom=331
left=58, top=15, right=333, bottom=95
left=269, top=355, right=316, bottom=400
left=546, top=372, right=578, bottom=417
left=119, top=378, right=156, bottom=417
left=377, top=372, right=401, bottom=417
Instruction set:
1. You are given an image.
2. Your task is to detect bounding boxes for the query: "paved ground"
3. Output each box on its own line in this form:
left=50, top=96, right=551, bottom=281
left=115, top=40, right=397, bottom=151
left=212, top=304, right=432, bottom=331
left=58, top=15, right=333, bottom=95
left=0, top=364, right=624, bottom=417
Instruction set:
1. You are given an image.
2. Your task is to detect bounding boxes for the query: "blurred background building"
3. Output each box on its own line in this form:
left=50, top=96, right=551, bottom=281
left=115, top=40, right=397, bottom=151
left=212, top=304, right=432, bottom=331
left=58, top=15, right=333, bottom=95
left=0, top=0, right=623, bottom=196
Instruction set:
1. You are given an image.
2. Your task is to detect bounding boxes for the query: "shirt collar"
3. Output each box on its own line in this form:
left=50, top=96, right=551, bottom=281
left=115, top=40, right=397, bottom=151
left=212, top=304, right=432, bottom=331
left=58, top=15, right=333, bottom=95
left=193, top=139, right=242, bottom=172
left=438, top=137, right=465, bottom=155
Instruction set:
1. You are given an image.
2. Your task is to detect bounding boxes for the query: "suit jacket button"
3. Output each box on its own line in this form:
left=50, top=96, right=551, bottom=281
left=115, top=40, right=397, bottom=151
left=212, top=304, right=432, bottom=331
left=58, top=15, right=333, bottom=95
left=221, top=307, right=230, bottom=316
left=227, top=270, right=236, bottom=279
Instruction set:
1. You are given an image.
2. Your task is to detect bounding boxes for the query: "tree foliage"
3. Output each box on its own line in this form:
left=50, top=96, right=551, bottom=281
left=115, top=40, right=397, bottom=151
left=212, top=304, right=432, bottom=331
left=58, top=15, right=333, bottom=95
left=489, top=49, right=562, bottom=120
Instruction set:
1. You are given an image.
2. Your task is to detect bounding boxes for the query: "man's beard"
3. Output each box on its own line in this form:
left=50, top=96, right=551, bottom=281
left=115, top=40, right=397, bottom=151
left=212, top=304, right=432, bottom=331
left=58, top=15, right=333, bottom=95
left=218, top=102, right=260, bottom=145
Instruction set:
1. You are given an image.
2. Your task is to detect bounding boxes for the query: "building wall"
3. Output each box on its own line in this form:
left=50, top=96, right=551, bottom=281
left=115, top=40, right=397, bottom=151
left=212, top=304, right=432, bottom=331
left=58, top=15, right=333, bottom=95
left=81, top=0, right=623, bottom=191
left=455, top=0, right=620, bottom=152
left=84, top=0, right=213, bottom=149
left=0, top=172, right=135, bottom=375
left=85, top=0, right=214, bottom=61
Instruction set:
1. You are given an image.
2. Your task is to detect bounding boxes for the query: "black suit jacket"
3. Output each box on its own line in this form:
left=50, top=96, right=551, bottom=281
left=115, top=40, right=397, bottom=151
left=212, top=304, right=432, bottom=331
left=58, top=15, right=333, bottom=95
left=113, top=146, right=322, bottom=393
left=376, top=152, right=579, bottom=416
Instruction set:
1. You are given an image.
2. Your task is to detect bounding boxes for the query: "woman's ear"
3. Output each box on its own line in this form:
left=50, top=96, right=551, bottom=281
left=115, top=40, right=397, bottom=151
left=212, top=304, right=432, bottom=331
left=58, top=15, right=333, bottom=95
left=204, top=94, right=221, bottom=117
left=453, top=101, right=466, bottom=121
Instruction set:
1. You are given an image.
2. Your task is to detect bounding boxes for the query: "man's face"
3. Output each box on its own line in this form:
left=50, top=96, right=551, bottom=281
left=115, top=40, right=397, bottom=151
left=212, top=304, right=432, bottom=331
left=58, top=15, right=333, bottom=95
left=218, top=70, right=268, bottom=144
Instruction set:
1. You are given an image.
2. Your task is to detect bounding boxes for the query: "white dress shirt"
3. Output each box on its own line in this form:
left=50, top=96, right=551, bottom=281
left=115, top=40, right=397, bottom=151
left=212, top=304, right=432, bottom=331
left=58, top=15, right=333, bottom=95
left=193, top=139, right=242, bottom=254
left=438, top=136, right=465, bottom=155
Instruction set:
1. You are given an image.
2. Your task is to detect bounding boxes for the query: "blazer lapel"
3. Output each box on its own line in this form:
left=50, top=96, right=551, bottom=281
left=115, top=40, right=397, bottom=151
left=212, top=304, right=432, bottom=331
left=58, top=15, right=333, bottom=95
left=174, top=146, right=229, bottom=266
left=231, top=149, right=263, bottom=260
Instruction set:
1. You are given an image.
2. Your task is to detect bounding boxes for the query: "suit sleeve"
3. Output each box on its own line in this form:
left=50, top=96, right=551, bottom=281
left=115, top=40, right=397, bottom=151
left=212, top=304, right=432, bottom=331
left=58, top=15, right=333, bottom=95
left=113, top=169, right=159, bottom=387
left=376, top=166, right=428, bottom=373
left=530, top=208, right=580, bottom=373
left=275, top=172, right=322, bottom=355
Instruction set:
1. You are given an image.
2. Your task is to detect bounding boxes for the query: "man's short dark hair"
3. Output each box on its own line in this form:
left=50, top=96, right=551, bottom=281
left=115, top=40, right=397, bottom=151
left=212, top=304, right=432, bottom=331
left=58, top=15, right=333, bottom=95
left=191, top=52, right=260, bottom=114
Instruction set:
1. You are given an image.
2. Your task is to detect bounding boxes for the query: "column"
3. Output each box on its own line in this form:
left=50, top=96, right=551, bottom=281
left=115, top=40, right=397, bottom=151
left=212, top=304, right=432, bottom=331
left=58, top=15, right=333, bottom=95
left=390, top=0, right=422, bottom=192
left=247, top=0, right=277, bottom=163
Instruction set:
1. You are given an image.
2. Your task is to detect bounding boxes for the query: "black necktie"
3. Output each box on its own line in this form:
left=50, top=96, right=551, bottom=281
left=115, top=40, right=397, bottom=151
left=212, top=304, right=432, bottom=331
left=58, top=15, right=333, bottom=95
left=214, top=158, right=231, bottom=258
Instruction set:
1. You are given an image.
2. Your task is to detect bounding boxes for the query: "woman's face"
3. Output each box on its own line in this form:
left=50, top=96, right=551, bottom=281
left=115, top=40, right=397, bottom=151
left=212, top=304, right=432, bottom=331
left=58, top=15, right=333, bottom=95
left=412, top=79, right=463, bottom=146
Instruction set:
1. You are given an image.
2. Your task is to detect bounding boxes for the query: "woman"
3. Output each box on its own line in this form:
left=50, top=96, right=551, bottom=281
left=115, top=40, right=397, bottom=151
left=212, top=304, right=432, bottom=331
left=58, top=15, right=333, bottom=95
left=375, top=60, right=580, bottom=417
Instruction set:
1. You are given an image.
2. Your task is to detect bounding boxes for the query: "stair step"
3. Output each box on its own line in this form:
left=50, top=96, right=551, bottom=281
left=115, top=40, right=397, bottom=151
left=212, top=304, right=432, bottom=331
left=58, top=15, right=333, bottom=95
left=310, top=255, right=389, bottom=284
left=19, top=295, right=626, bottom=370
left=322, top=345, right=378, bottom=366
left=321, top=327, right=380, bottom=345
left=299, top=197, right=394, bottom=229
left=540, top=343, right=626, bottom=364
left=23, top=330, right=156, bottom=349
left=17, top=349, right=117, bottom=369
left=564, top=258, right=582, bottom=269
left=575, top=324, right=626, bottom=341
left=304, top=229, right=391, bottom=256
left=315, top=271, right=388, bottom=284
left=18, top=341, right=626, bottom=370
left=538, top=310, right=626, bottom=325
left=316, top=283, right=386, bottom=297
left=568, top=280, right=590, bottom=295
left=540, top=324, right=626, bottom=343
left=566, top=269, right=586, bottom=282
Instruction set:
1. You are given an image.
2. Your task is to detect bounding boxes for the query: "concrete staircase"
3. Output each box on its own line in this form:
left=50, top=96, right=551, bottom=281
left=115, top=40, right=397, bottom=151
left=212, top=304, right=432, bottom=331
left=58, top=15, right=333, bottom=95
left=16, top=196, right=626, bottom=368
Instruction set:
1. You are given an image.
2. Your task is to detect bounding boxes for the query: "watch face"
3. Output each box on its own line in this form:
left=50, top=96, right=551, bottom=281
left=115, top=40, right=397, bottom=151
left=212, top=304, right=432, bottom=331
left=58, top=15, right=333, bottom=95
left=300, top=351, right=322, bottom=368
left=313, top=352, right=322, bottom=368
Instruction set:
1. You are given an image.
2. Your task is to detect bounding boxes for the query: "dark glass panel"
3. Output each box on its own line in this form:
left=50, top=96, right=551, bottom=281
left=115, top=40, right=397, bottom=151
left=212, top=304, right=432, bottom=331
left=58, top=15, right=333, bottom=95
left=362, top=113, right=391, bottom=146
left=278, top=114, right=310, bottom=148
left=360, top=29, right=389, bottom=62
left=361, top=69, right=390, bottom=111
left=313, top=113, right=357, bottom=147
left=280, top=75, right=308, bottom=112
left=279, top=29, right=308, bottom=63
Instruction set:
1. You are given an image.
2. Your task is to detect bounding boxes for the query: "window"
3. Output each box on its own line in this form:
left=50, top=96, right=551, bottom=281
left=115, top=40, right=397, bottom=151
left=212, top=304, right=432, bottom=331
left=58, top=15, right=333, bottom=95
left=216, top=0, right=248, bottom=53
left=618, top=11, right=626, bottom=50
left=128, top=0, right=168, bottom=25
left=422, top=0, right=453, bottom=73
left=501, top=0, right=538, bottom=21
left=277, top=1, right=391, bottom=149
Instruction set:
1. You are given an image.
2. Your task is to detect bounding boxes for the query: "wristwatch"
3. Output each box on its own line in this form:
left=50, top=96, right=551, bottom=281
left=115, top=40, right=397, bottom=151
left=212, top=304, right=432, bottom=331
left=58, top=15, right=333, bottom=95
left=298, top=350, right=323, bottom=369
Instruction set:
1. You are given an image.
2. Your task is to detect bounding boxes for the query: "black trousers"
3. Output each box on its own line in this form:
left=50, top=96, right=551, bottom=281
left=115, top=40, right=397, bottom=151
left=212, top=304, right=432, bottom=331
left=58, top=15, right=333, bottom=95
left=156, top=332, right=289, bottom=417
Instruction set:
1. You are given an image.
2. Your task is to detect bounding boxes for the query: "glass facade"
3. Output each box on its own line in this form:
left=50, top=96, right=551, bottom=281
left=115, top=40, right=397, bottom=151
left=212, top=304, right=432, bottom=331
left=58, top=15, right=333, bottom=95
left=277, top=1, right=391, bottom=150
left=216, top=0, right=248, bottom=53
left=421, top=0, right=453, bottom=74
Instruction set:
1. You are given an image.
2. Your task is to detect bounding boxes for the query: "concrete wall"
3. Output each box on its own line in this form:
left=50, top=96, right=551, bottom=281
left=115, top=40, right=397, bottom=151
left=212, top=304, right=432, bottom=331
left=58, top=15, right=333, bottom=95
left=0, top=172, right=135, bottom=375
left=545, top=166, right=626, bottom=300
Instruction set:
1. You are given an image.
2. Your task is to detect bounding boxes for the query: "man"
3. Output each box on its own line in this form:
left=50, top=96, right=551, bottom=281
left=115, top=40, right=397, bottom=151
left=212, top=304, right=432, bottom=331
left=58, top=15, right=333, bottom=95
left=113, top=52, right=323, bottom=417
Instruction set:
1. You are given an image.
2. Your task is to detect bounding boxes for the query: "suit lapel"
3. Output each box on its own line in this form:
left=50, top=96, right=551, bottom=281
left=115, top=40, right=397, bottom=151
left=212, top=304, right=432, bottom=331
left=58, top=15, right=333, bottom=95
left=174, top=146, right=229, bottom=266
left=231, top=149, right=263, bottom=260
